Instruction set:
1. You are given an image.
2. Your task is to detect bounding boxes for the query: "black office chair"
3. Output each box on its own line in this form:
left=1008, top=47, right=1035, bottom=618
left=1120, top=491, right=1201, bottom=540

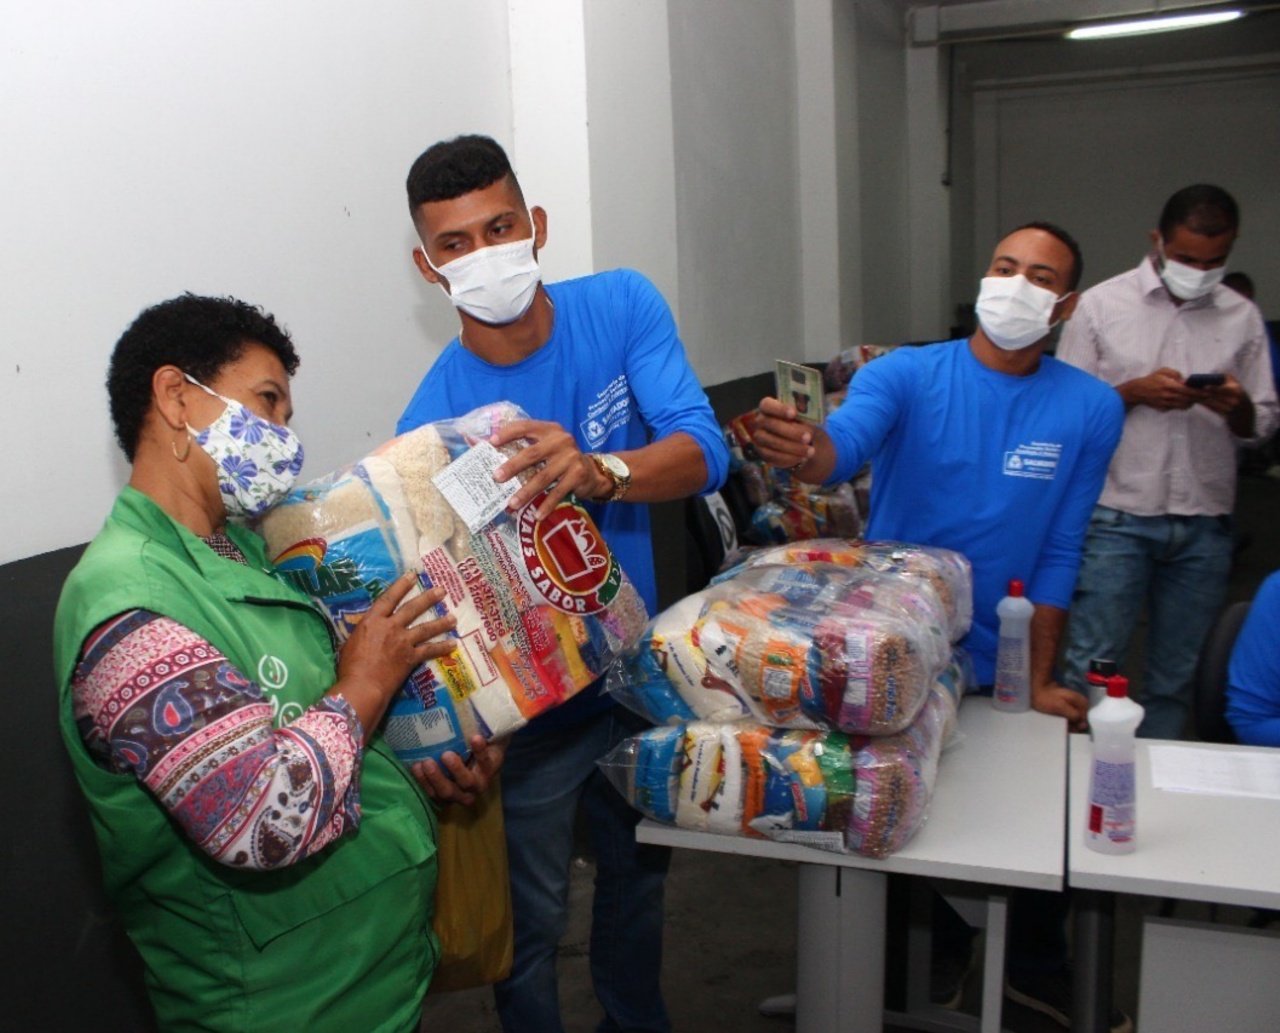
left=685, top=490, right=740, bottom=593
left=1191, top=599, right=1251, bottom=744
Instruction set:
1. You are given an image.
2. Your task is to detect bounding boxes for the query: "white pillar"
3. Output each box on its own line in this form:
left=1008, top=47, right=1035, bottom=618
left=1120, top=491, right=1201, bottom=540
left=905, top=42, right=952, bottom=340
left=795, top=0, right=846, bottom=361
left=508, top=0, right=594, bottom=281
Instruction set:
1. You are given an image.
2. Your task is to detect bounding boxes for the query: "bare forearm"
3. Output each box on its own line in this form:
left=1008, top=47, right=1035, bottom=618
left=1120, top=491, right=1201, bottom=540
left=611, top=431, right=712, bottom=503
left=1027, top=603, right=1088, bottom=728
left=1030, top=603, right=1067, bottom=690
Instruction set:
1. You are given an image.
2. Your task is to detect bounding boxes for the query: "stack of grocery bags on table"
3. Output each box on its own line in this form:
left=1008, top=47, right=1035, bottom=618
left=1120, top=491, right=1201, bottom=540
left=256, top=401, right=649, bottom=765
left=599, top=539, right=974, bottom=858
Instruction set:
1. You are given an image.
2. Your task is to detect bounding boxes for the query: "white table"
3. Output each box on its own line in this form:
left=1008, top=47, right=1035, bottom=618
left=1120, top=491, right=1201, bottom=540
left=638, top=700, right=1067, bottom=1033
left=1066, top=735, right=1280, bottom=1032
left=1067, top=735, right=1280, bottom=907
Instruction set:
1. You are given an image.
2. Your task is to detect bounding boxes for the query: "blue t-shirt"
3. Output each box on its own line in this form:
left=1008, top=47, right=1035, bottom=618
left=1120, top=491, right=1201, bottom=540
left=398, top=268, right=728, bottom=729
left=1227, top=571, right=1280, bottom=747
left=825, top=339, right=1123, bottom=683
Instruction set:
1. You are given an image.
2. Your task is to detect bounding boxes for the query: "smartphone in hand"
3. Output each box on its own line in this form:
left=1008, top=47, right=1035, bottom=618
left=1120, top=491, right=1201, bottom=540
left=1185, top=373, right=1225, bottom=389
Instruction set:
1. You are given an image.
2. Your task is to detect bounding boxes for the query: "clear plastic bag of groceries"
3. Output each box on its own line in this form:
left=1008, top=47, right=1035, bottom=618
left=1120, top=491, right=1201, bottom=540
left=607, top=558, right=952, bottom=736
left=747, top=481, right=861, bottom=545
left=598, top=678, right=958, bottom=858
left=731, top=539, right=973, bottom=643
left=257, top=401, right=649, bottom=764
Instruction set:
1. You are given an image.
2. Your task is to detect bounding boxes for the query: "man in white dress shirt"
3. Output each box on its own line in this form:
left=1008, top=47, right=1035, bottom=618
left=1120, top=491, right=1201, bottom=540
left=1057, top=184, right=1278, bottom=739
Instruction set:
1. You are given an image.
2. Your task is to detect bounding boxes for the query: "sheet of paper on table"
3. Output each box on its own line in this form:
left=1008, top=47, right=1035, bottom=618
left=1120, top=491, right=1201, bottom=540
left=1148, top=744, right=1280, bottom=800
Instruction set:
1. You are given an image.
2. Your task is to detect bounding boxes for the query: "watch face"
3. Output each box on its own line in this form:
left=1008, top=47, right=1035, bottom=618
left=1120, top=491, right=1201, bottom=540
left=601, top=453, right=630, bottom=479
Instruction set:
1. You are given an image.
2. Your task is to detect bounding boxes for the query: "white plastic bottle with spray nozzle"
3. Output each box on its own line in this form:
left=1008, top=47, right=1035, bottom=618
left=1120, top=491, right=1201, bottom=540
left=993, top=579, right=1034, bottom=712
left=1085, top=674, right=1145, bottom=854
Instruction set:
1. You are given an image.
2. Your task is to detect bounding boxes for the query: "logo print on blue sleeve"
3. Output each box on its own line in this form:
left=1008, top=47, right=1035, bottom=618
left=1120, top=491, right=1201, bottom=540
left=579, top=374, right=632, bottom=448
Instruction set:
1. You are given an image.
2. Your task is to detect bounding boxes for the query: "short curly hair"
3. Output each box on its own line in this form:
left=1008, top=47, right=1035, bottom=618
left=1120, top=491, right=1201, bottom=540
left=406, top=134, right=524, bottom=213
left=107, top=294, right=299, bottom=462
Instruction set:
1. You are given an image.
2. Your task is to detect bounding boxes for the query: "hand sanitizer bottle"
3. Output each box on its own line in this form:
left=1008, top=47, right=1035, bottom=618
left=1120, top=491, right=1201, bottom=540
left=993, top=579, right=1034, bottom=712
left=1085, top=674, right=1145, bottom=854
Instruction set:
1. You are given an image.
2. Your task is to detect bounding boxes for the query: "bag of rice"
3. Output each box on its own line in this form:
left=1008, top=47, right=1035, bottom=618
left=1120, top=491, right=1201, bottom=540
left=259, top=402, right=649, bottom=764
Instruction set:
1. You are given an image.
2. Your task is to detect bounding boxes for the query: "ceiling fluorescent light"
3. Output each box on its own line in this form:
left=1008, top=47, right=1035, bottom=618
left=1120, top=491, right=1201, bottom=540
left=1067, top=10, right=1243, bottom=40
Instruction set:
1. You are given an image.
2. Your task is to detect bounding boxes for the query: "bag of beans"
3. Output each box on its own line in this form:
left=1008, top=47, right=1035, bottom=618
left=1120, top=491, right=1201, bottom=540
left=258, top=402, right=648, bottom=764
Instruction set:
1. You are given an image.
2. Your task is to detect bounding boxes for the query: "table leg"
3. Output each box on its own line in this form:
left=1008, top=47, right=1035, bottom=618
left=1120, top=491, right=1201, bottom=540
left=1071, top=889, right=1114, bottom=1033
left=796, top=863, right=887, bottom=1033
left=979, top=892, right=1007, bottom=1033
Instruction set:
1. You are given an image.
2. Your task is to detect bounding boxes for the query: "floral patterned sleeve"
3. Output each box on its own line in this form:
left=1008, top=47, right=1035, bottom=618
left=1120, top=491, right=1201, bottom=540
left=71, top=609, right=365, bottom=869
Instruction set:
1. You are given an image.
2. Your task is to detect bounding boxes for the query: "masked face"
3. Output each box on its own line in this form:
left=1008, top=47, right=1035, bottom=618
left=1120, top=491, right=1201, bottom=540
left=1157, top=246, right=1226, bottom=301
left=420, top=217, right=541, bottom=326
left=975, top=274, right=1070, bottom=352
left=185, top=375, right=304, bottom=521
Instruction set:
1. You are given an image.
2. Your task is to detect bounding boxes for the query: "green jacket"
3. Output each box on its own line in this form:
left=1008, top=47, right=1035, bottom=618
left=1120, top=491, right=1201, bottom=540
left=53, top=487, right=438, bottom=1032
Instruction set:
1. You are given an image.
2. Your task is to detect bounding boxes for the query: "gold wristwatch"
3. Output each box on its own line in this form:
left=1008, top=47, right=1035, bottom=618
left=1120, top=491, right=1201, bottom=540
left=588, top=452, right=632, bottom=502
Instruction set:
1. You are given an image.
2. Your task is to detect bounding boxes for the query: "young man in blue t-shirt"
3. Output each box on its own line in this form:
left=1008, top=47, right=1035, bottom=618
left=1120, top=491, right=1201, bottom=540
left=754, top=223, right=1128, bottom=1031
left=398, top=134, right=728, bottom=1033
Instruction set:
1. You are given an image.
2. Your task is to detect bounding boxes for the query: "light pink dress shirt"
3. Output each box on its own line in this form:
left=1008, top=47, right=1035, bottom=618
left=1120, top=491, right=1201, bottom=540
left=1057, top=256, right=1278, bottom=517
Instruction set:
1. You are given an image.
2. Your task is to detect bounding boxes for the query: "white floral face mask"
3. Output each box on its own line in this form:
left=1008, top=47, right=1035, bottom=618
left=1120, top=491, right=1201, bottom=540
left=184, top=374, right=304, bottom=520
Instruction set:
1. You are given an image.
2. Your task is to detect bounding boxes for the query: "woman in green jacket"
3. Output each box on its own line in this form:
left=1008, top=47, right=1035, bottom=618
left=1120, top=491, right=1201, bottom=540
left=54, top=294, right=501, bottom=1032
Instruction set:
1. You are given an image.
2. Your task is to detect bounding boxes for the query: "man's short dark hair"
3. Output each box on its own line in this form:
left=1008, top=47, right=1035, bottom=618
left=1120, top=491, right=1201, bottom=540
left=406, top=134, right=524, bottom=213
left=107, top=294, right=299, bottom=462
left=1014, top=220, right=1084, bottom=292
left=1159, top=184, right=1239, bottom=240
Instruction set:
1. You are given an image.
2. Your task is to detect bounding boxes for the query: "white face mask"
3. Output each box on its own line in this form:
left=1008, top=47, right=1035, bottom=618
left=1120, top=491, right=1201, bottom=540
left=1157, top=247, right=1226, bottom=301
left=185, top=375, right=305, bottom=521
left=420, top=218, right=541, bottom=326
left=975, top=275, right=1069, bottom=352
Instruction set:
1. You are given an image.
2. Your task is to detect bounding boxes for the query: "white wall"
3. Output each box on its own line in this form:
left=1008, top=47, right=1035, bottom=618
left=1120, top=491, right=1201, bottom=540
left=509, top=0, right=595, bottom=286
left=583, top=1, right=681, bottom=317
left=943, top=11, right=1280, bottom=320
left=853, top=0, right=917, bottom=343
left=971, top=67, right=1280, bottom=303
left=0, top=1, right=518, bottom=564
left=1, top=0, right=932, bottom=565
left=667, top=0, right=803, bottom=386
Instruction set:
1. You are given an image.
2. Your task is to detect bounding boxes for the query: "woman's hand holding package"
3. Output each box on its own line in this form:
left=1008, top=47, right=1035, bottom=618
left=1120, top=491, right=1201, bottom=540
left=490, top=417, right=607, bottom=518
left=412, top=734, right=508, bottom=806
left=331, top=572, right=458, bottom=739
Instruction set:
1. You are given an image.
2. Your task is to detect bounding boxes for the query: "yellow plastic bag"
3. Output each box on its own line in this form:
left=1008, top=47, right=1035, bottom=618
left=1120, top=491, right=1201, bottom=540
left=428, top=777, right=514, bottom=993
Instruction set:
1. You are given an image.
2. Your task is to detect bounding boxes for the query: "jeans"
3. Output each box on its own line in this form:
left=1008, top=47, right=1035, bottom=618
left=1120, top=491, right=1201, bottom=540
left=493, top=705, right=671, bottom=1033
left=1060, top=506, right=1233, bottom=740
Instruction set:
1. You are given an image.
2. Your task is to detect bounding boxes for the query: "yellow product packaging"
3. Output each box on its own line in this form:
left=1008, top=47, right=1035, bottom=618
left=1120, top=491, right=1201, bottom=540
left=428, top=778, right=514, bottom=994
